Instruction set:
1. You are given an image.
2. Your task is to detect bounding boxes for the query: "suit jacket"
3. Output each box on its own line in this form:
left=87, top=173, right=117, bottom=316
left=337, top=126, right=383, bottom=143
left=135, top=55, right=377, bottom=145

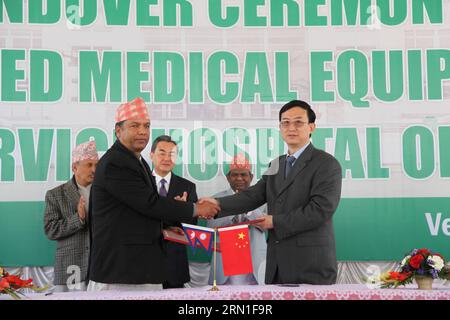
left=207, top=188, right=267, bottom=285
left=154, top=173, right=198, bottom=286
left=217, top=143, right=342, bottom=285
left=43, top=177, right=89, bottom=285
left=88, top=140, right=195, bottom=284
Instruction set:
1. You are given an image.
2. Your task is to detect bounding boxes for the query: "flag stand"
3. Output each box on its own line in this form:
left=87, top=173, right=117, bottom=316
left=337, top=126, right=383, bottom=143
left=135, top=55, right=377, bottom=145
left=208, top=228, right=220, bottom=292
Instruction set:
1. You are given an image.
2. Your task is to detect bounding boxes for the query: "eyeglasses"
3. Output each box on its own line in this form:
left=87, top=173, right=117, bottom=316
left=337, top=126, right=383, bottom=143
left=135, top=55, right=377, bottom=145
left=279, top=120, right=308, bottom=129
left=156, top=151, right=177, bottom=157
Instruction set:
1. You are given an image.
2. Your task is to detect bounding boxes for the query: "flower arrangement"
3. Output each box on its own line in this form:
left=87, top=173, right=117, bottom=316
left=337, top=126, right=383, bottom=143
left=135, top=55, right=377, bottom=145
left=380, top=248, right=450, bottom=289
left=0, top=267, right=47, bottom=299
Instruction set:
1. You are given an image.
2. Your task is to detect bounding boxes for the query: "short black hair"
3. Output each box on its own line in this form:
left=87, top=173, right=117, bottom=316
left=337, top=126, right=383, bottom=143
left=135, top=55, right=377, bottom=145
left=115, top=120, right=125, bottom=128
left=114, top=120, right=125, bottom=138
left=151, top=135, right=177, bottom=153
left=279, top=100, right=316, bottom=123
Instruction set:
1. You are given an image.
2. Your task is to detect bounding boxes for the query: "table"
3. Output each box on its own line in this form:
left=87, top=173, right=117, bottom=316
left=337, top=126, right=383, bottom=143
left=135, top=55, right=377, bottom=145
left=1, top=284, right=449, bottom=300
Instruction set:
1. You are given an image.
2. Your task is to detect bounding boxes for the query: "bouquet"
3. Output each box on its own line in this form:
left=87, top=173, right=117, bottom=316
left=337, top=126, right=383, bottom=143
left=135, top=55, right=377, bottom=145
left=380, top=248, right=450, bottom=288
left=0, top=267, right=47, bottom=299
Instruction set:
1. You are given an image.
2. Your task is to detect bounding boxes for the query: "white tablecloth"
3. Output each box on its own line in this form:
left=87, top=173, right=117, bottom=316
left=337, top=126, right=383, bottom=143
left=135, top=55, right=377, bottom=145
left=1, top=284, right=449, bottom=300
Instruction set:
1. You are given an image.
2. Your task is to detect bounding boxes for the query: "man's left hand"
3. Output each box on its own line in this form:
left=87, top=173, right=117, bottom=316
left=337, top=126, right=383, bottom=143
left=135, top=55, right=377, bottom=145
left=174, top=192, right=188, bottom=202
left=168, top=226, right=185, bottom=235
left=253, top=215, right=274, bottom=229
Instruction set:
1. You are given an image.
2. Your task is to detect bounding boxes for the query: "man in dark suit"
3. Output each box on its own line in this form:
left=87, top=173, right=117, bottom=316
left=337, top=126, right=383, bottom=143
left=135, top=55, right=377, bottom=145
left=149, top=135, right=198, bottom=289
left=87, top=98, right=219, bottom=291
left=201, top=100, right=342, bottom=285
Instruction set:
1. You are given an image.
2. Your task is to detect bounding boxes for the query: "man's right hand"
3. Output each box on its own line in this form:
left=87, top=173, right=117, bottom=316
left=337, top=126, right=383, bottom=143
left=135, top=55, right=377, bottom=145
left=194, top=199, right=220, bottom=219
left=198, top=197, right=220, bottom=206
left=78, top=196, right=86, bottom=221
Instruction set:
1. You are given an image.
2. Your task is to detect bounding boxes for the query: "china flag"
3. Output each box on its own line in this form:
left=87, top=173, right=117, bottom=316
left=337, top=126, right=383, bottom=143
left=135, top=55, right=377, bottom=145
left=218, top=225, right=253, bottom=276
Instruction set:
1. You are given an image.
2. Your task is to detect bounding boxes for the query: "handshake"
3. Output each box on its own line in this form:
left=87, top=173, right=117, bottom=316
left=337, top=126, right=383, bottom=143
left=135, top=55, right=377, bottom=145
left=194, top=198, right=221, bottom=220
left=172, top=193, right=220, bottom=220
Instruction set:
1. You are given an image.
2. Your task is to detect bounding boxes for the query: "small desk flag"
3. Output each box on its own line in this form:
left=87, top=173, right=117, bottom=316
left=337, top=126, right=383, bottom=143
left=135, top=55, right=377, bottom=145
left=181, top=223, right=215, bottom=253
left=218, top=224, right=253, bottom=276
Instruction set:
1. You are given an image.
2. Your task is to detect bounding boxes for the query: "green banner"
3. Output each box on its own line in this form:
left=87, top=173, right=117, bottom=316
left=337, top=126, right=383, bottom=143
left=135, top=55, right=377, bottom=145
left=1, top=197, right=449, bottom=266
left=1, top=0, right=450, bottom=265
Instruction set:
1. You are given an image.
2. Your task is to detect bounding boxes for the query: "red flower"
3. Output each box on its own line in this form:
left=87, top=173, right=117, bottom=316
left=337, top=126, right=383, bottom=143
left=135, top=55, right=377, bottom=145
left=0, top=278, right=10, bottom=290
left=4, top=275, right=32, bottom=289
left=389, top=271, right=411, bottom=282
left=418, top=249, right=430, bottom=256
left=409, top=254, right=425, bottom=269
left=389, top=272, right=399, bottom=280
left=0, top=269, right=42, bottom=299
left=398, top=272, right=412, bottom=282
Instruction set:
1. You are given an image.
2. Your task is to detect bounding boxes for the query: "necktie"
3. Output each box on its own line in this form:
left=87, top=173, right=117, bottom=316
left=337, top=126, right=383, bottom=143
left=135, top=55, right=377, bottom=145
left=159, top=178, right=168, bottom=197
left=284, top=155, right=296, bottom=179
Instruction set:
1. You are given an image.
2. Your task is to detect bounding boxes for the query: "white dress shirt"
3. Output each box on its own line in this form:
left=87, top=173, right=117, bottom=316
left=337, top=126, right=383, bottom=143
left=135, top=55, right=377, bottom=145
left=152, top=171, right=172, bottom=194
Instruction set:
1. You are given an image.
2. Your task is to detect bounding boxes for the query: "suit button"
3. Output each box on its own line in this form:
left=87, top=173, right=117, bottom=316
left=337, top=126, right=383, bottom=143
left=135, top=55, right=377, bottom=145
left=275, top=240, right=280, bottom=244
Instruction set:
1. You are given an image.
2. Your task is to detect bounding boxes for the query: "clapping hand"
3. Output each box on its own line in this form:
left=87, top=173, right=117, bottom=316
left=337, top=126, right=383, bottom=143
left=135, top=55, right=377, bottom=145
left=77, top=196, right=86, bottom=221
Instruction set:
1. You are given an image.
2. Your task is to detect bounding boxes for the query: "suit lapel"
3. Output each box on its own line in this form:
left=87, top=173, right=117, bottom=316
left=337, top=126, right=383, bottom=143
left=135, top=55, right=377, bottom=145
left=167, top=174, right=178, bottom=198
left=274, top=156, right=285, bottom=195
left=63, top=177, right=80, bottom=208
left=150, top=173, right=157, bottom=192
left=114, top=140, right=155, bottom=190
left=277, top=144, right=314, bottom=196
left=141, top=158, right=156, bottom=191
